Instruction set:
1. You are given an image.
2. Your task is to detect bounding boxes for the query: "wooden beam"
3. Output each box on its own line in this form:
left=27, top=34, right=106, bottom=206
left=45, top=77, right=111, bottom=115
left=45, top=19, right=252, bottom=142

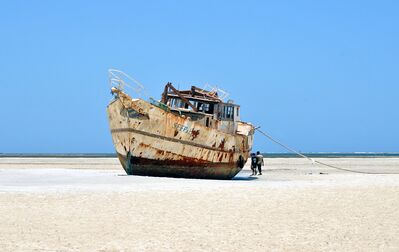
left=166, top=82, right=198, bottom=112
left=161, top=84, right=169, bottom=104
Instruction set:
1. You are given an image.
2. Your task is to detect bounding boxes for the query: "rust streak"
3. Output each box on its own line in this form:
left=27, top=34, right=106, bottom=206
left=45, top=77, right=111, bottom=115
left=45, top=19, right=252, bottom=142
left=219, top=139, right=225, bottom=150
left=191, top=129, right=200, bottom=140
left=156, top=150, right=165, bottom=155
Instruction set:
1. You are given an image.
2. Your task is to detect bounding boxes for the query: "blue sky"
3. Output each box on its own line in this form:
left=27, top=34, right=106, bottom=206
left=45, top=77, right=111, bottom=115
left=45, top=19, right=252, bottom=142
left=0, top=0, right=398, bottom=153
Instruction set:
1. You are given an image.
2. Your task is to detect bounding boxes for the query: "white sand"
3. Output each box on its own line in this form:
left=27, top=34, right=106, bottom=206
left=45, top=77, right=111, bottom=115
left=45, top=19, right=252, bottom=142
left=0, top=157, right=399, bottom=251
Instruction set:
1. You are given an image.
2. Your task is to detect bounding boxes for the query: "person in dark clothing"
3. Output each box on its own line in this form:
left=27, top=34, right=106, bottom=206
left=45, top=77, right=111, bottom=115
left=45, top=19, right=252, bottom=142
left=255, top=151, right=264, bottom=175
left=250, top=153, right=257, bottom=175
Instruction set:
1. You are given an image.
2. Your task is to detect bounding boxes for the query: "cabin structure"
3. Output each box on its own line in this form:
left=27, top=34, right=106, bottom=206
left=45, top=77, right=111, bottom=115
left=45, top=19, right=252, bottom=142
left=160, top=83, right=241, bottom=134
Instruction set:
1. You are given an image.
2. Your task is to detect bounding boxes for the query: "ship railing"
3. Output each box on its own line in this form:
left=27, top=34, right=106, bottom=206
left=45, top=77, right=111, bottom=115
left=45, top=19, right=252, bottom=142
left=108, top=69, right=169, bottom=111
left=203, top=83, right=229, bottom=101
left=108, top=69, right=149, bottom=99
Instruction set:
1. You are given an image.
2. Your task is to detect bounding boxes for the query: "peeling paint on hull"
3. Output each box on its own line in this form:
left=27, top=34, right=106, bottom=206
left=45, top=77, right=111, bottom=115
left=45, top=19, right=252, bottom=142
left=107, top=89, right=254, bottom=180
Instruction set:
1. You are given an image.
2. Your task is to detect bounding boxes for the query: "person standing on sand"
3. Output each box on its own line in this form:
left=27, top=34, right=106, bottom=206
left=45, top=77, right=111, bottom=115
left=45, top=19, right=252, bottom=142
left=250, top=153, right=257, bottom=175
left=256, top=151, right=264, bottom=175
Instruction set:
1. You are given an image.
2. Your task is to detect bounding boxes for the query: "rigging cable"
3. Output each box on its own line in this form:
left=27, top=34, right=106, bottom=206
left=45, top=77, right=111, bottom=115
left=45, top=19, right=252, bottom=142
left=255, top=128, right=399, bottom=175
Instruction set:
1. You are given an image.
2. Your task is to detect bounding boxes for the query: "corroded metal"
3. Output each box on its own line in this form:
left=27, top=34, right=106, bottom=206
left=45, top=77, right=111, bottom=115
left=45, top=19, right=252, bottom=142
left=107, top=84, right=254, bottom=179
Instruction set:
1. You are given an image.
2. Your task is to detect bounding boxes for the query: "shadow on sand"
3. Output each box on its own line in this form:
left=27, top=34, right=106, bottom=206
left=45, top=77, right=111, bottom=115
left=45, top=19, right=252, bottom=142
left=232, top=176, right=259, bottom=181
left=117, top=173, right=259, bottom=181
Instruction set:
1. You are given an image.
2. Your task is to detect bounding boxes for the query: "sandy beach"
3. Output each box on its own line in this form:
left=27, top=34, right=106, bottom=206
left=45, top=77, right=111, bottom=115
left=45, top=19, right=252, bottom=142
left=0, top=157, right=399, bottom=251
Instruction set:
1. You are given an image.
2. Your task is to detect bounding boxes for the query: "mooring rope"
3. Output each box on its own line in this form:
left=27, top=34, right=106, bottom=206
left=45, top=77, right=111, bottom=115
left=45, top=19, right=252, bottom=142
left=256, top=128, right=399, bottom=175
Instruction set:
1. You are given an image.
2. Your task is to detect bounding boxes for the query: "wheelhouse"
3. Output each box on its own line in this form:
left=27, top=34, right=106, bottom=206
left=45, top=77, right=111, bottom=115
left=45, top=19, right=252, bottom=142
left=160, top=83, right=241, bottom=134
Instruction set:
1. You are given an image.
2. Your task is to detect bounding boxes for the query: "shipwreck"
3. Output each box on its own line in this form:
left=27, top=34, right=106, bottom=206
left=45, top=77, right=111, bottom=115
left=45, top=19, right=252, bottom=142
left=107, top=69, right=254, bottom=179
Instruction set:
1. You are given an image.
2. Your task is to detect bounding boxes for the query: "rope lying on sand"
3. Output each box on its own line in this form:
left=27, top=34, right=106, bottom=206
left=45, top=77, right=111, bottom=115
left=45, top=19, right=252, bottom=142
left=256, top=128, right=399, bottom=175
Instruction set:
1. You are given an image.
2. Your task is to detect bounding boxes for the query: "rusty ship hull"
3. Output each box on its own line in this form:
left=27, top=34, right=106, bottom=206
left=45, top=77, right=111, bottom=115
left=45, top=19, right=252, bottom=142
left=107, top=88, right=254, bottom=179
